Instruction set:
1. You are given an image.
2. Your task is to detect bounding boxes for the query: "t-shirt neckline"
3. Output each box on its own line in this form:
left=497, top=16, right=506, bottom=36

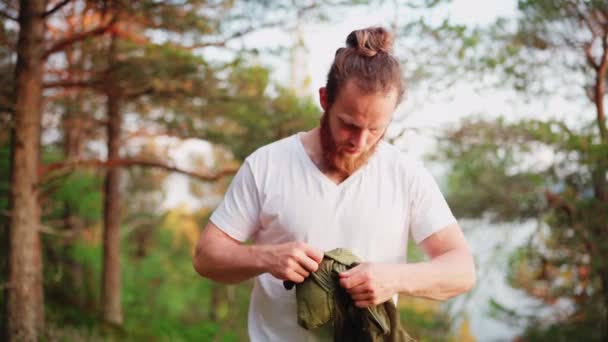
left=294, top=132, right=378, bottom=189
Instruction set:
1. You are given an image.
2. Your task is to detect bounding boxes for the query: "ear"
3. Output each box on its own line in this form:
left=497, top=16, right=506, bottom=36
left=319, top=87, right=328, bottom=112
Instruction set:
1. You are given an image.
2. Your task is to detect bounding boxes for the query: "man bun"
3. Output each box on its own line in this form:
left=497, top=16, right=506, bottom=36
left=346, top=27, right=394, bottom=57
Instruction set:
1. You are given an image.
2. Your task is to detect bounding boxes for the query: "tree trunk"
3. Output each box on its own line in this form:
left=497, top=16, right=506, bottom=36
left=103, top=91, right=123, bottom=325
left=599, top=260, right=608, bottom=338
left=102, top=91, right=123, bottom=325
left=62, top=94, right=88, bottom=309
left=63, top=101, right=89, bottom=161
left=102, top=33, right=123, bottom=324
left=6, top=0, right=46, bottom=340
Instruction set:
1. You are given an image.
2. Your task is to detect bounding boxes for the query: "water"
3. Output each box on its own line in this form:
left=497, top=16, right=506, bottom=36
left=449, top=218, right=549, bottom=341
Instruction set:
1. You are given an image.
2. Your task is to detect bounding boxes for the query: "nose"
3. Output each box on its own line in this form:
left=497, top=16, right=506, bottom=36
left=351, top=129, right=368, bottom=149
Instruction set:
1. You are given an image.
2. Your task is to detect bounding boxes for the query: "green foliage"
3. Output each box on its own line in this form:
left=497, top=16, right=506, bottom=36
left=44, top=237, right=101, bottom=328
left=120, top=227, right=215, bottom=340
left=407, top=239, right=425, bottom=263
left=438, top=114, right=608, bottom=338
left=42, top=218, right=253, bottom=341
left=400, top=1, right=608, bottom=99
left=424, top=5, right=608, bottom=338
left=206, top=67, right=321, bottom=160
left=50, top=172, right=103, bottom=222
left=521, top=319, right=607, bottom=342
left=398, top=304, right=452, bottom=342
left=435, top=117, right=551, bottom=221
left=38, top=146, right=103, bottom=224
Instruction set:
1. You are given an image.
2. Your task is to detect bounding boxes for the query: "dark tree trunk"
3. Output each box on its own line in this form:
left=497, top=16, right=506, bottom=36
left=102, top=92, right=123, bottom=325
left=6, top=0, right=46, bottom=340
left=102, top=35, right=124, bottom=325
left=62, top=93, right=88, bottom=309
left=63, top=101, right=89, bottom=162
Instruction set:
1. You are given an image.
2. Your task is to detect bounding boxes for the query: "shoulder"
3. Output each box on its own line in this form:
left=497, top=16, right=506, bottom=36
left=372, top=141, right=436, bottom=193
left=376, top=140, right=426, bottom=172
left=244, top=133, right=300, bottom=172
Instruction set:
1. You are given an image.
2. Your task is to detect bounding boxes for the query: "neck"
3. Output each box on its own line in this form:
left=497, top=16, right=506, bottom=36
left=301, top=127, right=324, bottom=168
left=301, top=128, right=350, bottom=182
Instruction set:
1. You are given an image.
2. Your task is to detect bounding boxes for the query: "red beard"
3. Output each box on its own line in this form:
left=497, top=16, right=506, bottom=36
left=319, top=113, right=380, bottom=177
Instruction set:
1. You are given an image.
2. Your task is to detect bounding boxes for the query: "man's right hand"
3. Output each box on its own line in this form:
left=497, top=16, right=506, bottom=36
left=258, top=242, right=324, bottom=283
left=193, top=223, right=324, bottom=284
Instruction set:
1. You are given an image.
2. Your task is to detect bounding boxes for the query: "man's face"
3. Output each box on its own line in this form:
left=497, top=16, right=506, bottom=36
left=319, top=80, right=398, bottom=176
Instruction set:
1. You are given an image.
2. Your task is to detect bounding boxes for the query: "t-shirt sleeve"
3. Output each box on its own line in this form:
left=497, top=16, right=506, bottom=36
left=409, top=162, right=457, bottom=244
left=209, top=160, right=261, bottom=242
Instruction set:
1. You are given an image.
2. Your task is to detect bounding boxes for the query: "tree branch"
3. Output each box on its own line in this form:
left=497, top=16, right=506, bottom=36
left=39, top=158, right=238, bottom=182
left=43, top=22, right=114, bottom=59
left=124, top=128, right=208, bottom=142
left=125, top=84, right=155, bottom=99
left=544, top=190, right=576, bottom=217
left=111, top=26, right=149, bottom=45
left=544, top=189, right=597, bottom=257
left=63, top=115, right=107, bottom=127
left=124, top=83, right=193, bottom=99
left=596, top=31, right=608, bottom=142
left=0, top=10, right=17, bottom=22
left=187, top=21, right=284, bottom=49
left=39, top=224, right=77, bottom=238
left=44, top=0, right=72, bottom=18
left=584, top=42, right=599, bottom=70
left=571, top=2, right=603, bottom=39
left=43, top=79, right=100, bottom=89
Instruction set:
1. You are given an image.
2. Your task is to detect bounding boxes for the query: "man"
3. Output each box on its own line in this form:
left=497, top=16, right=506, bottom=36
left=192, top=27, right=476, bottom=340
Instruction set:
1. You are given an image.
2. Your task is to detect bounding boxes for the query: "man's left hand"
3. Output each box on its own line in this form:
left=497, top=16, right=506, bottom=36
left=338, top=263, right=398, bottom=308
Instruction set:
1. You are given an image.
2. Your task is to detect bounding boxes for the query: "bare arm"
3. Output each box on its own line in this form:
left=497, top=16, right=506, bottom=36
left=192, top=222, right=323, bottom=284
left=339, top=223, right=476, bottom=307
left=395, top=223, right=476, bottom=300
left=192, top=222, right=264, bottom=283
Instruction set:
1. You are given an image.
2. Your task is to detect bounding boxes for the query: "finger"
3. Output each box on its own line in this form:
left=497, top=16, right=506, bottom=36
left=296, top=252, right=321, bottom=273
left=347, top=283, right=371, bottom=295
left=339, top=267, right=354, bottom=278
left=354, top=300, right=373, bottom=308
left=350, top=292, right=373, bottom=301
left=289, top=259, right=310, bottom=279
left=302, top=244, right=324, bottom=264
left=340, top=275, right=366, bottom=290
left=286, top=269, right=305, bottom=283
left=339, top=270, right=367, bottom=290
left=339, top=263, right=363, bottom=278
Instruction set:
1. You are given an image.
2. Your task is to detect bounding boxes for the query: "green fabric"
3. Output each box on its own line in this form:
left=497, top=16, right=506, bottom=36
left=292, top=248, right=416, bottom=342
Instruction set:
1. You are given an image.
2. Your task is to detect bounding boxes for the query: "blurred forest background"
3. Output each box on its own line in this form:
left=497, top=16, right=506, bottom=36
left=1, top=0, right=607, bottom=341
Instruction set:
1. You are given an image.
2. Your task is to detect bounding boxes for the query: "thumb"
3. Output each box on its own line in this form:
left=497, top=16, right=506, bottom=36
left=339, top=262, right=362, bottom=277
left=339, top=267, right=356, bottom=278
left=304, top=245, right=324, bottom=264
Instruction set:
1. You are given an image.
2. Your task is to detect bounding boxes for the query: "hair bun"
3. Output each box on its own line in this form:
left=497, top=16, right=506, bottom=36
left=346, top=27, right=394, bottom=57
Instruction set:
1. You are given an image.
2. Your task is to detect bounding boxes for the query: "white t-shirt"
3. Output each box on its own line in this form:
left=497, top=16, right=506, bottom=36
left=210, top=132, right=456, bottom=341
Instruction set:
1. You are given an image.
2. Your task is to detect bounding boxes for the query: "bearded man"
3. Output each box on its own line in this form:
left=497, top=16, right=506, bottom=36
left=192, top=26, right=476, bottom=341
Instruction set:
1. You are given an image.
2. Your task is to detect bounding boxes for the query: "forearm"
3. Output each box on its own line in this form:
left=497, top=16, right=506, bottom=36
left=193, top=223, right=324, bottom=285
left=193, top=240, right=267, bottom=284
left=393, top=247, right=476, bottom=301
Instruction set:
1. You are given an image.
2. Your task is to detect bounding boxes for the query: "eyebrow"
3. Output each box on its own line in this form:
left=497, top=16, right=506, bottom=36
left=337, top=113, right=384, bottom=130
